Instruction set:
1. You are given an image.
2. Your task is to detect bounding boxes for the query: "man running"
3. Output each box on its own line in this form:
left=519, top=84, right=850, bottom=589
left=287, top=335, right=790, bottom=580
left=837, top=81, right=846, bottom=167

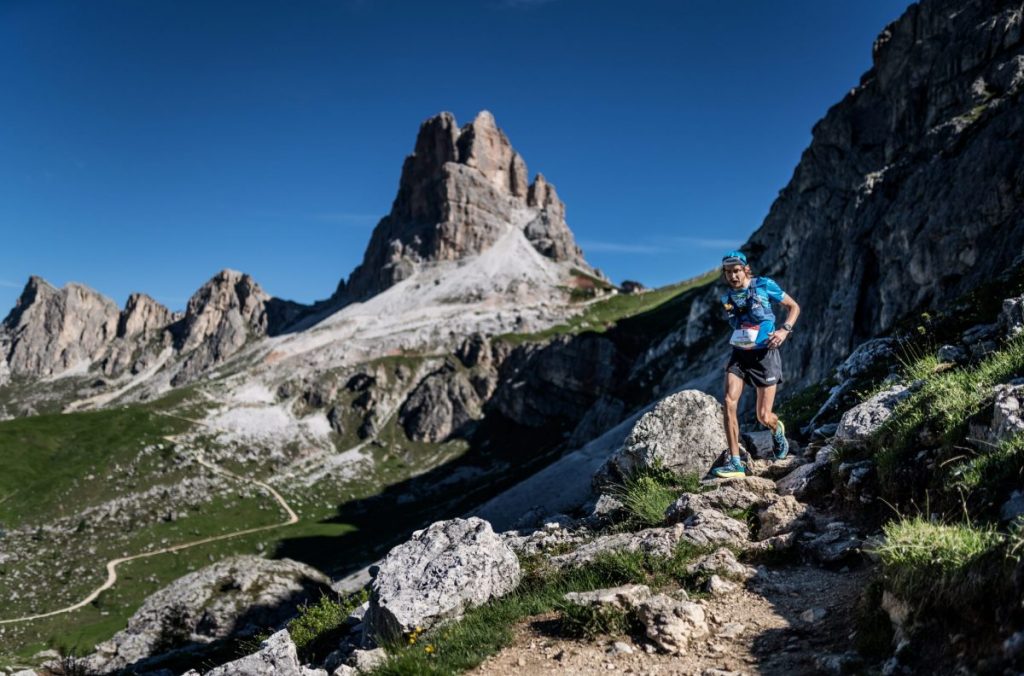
left=712, top=250, right=801, bottom=479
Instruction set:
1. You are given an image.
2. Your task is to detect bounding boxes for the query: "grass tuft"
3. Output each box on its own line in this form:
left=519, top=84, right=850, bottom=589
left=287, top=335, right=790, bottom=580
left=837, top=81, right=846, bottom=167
left=287, top=589, right=369, bottom=659
left=872, top=334, right=1024, bottom=494
left=610, top=475, right=678, bottom=528
left=950, top=433, right=1024, bottom=495
left=557, top=601, right=633, bottom=639
left=609, top=465, right=702, bottom=528
left=874, top=517, right=1008, bottom=608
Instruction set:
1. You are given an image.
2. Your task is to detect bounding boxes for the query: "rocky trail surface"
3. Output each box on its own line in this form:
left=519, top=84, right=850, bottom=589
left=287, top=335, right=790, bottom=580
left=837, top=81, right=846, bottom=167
left=471, top=563, right=870, bottom=675
left=474, top=459, right=871, bottom=676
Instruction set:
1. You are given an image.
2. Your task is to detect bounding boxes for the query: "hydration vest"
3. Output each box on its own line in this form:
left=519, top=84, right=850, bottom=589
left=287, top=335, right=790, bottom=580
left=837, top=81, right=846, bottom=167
left=724, top=277, right=776, bottom=326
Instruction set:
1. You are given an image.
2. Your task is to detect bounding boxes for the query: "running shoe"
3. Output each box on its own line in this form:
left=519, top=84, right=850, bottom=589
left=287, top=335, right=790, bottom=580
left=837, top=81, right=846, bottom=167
left=773, top=419, right=789, bottom=460
left=711, top=455, right=746, bottom=479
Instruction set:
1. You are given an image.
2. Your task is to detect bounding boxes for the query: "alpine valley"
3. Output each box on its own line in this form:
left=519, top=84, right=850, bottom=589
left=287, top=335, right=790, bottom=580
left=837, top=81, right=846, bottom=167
left=2, top=1, right=1024, bottom=674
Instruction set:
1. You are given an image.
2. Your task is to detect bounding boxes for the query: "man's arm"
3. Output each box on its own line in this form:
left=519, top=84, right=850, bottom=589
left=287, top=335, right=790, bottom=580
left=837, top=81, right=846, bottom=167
left=767, top=295, right=800, bottom=348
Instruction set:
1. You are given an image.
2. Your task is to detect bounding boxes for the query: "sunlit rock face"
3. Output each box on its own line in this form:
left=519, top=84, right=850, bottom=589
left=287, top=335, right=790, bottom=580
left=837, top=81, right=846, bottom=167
left=344, top=110, right=590, bottom=300
left=2, top=276, right=120, bottom=377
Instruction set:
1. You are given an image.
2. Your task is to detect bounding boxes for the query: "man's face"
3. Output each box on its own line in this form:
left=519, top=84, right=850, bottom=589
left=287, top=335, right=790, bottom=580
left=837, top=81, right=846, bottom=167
left=722, top=264, right=750, bottom=289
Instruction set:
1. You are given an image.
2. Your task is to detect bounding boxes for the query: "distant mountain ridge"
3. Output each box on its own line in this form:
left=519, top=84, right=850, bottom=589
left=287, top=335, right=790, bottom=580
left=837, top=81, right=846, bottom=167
left=0, top=111, right=595, bottom=396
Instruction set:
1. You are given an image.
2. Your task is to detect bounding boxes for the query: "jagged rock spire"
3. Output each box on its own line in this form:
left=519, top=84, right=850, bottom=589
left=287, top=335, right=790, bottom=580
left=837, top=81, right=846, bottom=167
left=345, top=110, right=590, bottom=300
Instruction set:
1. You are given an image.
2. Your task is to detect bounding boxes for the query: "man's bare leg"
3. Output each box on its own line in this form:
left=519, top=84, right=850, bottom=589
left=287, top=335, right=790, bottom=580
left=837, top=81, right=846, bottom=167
left=724, top=372, right=745, bottom=458
left=755, top=385, right=779, bottom=431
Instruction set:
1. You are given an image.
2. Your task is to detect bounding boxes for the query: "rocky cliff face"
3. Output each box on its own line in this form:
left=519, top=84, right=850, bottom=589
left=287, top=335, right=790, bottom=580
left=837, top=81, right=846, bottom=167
left=344, top=110, right=590, bottom=300
left=652, top=0, right=1024, bottom=394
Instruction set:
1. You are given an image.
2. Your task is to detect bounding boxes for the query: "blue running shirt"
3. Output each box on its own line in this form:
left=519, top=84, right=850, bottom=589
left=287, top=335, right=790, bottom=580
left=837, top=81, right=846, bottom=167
left=720, top=277, right=786, bottom=349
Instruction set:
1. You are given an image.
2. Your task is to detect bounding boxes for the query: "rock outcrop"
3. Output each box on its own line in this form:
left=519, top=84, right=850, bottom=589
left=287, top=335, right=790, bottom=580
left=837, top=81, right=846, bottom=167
left=364, top=517, right=520, bottom=641
left=398, top=362, right=485, bottom=442
left=595, top=390, right=728, bottom=487
left=118, top=292, right=175, bottom=341
left=83, top=556, right=332, bottom=674
left=344, top=111, right=591, bottom=300
left=751, top=0, right=1024, bottom=384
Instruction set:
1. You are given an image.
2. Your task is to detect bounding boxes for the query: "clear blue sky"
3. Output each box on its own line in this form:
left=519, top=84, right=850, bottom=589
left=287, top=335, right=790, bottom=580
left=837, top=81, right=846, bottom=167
left=0, top=0, right=910, bottom=313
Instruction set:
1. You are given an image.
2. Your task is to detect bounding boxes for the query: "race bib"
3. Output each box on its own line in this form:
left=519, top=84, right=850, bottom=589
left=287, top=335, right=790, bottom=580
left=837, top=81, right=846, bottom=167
left=729, top=325, right=760, bottom=349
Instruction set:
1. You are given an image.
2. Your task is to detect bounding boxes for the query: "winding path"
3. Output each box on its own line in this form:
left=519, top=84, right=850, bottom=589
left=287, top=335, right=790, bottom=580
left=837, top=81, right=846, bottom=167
left=0, top=415, right=299, bottom=625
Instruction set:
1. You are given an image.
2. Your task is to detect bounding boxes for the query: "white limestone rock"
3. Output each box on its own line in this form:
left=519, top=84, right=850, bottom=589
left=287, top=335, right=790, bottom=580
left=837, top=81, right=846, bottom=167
left=364, top=517, right=520, bottom=641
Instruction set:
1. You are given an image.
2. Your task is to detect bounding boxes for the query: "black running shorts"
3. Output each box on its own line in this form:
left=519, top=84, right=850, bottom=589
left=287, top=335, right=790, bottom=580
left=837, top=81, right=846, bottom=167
left=726, top=347, right=783, bottom=388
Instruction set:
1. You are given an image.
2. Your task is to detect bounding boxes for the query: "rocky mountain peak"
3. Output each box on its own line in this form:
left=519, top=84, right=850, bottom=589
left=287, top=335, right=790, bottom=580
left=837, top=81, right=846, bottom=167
left=2, top=276, right=55, bottom=330
left=344, top=110, right=590, bottom=300
left=1, top=276, right=120, bottom=377
left=456, top=110, right=529, bottom=198
left=117, top=293, right=174, bottom=341
left=170, top=269, right=304, bottom=385
left=176, top=269, right=271, bottom=352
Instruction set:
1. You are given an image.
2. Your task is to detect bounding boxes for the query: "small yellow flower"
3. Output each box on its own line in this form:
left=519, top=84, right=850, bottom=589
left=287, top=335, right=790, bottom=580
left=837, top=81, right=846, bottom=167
left=425, top=644, right=435, bottom=654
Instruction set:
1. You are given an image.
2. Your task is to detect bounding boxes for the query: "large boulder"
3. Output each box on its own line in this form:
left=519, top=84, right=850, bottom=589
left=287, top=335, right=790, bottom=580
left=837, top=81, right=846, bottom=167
left=595, top=390, right=727, bottom=487
left=834, top=385, right=910, bottom=448
left=83, top=556, right=332, bottom=674
left=364, top=517, right=520, bottom=641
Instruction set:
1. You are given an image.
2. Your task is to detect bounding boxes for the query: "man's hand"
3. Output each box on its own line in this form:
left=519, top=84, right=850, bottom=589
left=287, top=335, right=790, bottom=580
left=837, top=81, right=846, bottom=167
left=767, top=329, right=790, bottom=349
